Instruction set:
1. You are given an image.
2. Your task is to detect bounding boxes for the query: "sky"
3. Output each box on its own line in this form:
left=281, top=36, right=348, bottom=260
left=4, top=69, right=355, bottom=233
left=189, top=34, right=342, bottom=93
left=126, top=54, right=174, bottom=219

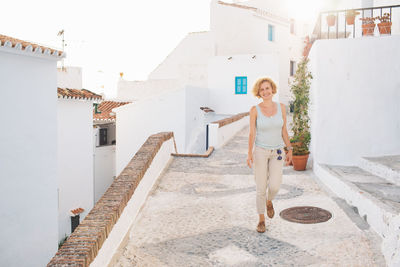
left=3, top=0, right=211, bottom=97
left=2, top=0, right=327, bottom=98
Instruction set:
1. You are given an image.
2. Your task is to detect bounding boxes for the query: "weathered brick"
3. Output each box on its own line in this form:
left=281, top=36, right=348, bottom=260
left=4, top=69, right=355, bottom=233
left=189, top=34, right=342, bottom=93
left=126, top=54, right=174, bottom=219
left=48, top=132, right=174, bottom=266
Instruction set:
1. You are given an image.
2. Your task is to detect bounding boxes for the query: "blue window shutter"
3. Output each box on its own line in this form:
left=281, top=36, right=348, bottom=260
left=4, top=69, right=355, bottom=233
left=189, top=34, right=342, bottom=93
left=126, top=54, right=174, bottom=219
left=235, top=76, right=247, bottom=94
left=268, top=25, right=274, bottom=41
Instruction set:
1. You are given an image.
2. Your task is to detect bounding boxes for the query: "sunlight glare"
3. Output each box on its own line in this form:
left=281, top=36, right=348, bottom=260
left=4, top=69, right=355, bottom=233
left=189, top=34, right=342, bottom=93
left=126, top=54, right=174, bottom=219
left=286, top=0, right=325, bottom=22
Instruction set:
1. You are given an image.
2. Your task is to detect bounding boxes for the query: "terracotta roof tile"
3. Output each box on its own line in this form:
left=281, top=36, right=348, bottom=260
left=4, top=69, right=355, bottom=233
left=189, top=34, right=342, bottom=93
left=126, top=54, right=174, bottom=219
left=70, top=208, right=84, bottom=216
left=58, top=88, right=102, bottom=101
left=218, top=1, right=257, bottom=11
left=0, top=34, right=63, bottom=57
left=200, top=107, right=215, bottom=113
left=93, top=101, right=131, bottom=122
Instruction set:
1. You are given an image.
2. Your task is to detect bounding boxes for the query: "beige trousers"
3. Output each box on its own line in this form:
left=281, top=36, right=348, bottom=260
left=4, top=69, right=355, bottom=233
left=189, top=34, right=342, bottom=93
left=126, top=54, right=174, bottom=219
left=253, top=146, right=284, bottom=214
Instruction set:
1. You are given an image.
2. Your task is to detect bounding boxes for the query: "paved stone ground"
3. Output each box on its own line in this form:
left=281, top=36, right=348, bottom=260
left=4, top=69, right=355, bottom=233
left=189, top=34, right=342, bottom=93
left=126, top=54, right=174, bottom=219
left=112, top=127, right=385, bottom=267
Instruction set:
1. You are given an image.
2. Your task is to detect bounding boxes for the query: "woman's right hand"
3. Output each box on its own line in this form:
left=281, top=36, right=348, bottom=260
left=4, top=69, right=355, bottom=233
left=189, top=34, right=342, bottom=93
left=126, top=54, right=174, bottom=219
left=247, top=153, right=253, bottom=168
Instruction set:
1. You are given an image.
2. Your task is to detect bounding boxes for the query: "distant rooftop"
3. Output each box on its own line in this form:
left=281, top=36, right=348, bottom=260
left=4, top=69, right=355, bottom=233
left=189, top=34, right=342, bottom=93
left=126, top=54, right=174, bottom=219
left=0, top=34, right=64, bottom=57
left=93, top=100, right=131, bottom=122
left=218, top=1, right=257, bottom=11
left=58, top=88, right=102, bottom=101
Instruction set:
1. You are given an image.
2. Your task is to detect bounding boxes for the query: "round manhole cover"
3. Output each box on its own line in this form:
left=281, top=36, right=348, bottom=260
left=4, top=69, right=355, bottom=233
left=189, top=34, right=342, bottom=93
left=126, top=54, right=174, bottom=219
left=280, top=206, right=332, bottom=224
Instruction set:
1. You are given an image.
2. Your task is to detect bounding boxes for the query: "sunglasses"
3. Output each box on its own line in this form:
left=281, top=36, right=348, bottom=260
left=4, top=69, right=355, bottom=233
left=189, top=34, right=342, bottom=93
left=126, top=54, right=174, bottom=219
left=277, top=149, right=282, bottom=160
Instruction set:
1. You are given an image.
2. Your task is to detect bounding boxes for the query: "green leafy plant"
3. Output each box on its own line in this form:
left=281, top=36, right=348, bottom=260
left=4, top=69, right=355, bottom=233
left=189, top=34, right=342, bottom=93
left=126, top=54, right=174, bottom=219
left=359, top=17, right=375, bottom=25
left=376, top=13, right=390, bottom=23
left=290, top=58, right=313, bottom=156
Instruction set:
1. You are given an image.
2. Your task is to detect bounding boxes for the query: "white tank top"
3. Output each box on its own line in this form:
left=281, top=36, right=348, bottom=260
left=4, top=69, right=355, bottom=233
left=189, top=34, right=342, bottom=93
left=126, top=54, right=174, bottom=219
left=255, top=102, right=284, bottom=149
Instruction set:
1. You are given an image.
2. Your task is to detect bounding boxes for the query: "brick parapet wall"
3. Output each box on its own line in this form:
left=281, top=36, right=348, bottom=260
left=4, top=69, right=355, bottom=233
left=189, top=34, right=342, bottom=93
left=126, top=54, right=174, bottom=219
left=48, top=132, right=174, bottom=267
left=212, top=112, right=249, bottom=128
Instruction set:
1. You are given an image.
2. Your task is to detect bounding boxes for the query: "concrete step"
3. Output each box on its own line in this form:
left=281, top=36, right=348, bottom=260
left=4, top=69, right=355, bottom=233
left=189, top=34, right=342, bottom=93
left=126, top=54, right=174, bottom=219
left=314, top=163, right=400, bottom=267
left=358, top=155, right=400, bottom=186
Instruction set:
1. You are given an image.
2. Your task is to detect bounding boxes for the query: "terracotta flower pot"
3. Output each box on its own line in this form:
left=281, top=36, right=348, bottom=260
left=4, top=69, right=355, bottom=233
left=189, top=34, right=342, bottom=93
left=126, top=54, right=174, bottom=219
left=326, top=15, right=336, bottom=27
left=362, top=23, right=375, bottom=36
left=292, top=153, right=309, bottom=171
left=346, top=15, right=356, bottom=25
left=378, top=22, right=392, bottom=35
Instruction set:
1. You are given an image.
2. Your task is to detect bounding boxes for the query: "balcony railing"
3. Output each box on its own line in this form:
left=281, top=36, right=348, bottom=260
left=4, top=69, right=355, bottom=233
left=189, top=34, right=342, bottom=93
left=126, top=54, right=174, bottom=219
left=312, top=4, right=400, bottom=40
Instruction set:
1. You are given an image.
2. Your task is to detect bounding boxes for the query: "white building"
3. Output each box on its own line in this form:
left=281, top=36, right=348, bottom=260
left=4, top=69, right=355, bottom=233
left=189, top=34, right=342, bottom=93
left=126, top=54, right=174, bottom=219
left=57, top=87, right=102, bottom=242
left=93, top=100, right=130, bottom=202
left=118, top=0, right=307, bottom=109
left=306, top=1, right=400, bottom=265
left=0, top=34, right=63, bottom=267
left=114, top=0, right=308, bottom=165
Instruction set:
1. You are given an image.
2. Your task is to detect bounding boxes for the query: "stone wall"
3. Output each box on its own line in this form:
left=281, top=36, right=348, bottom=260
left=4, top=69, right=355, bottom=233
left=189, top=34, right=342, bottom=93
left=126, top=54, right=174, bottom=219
left=48, top=132, right=174, bottom=267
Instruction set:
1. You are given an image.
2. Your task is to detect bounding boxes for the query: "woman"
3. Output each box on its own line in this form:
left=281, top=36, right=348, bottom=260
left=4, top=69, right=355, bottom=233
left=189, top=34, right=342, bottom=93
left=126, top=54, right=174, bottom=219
left=247, top=77, right=292, bottom=233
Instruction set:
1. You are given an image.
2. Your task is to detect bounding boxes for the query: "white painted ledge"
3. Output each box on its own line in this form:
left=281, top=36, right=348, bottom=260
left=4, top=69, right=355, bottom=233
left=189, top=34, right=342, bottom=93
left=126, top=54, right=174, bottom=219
left=314, top=162, right=400, bottom=267
left=209, top=115, right=249, bottom=149
left=358, top=157, right=400, bottom=186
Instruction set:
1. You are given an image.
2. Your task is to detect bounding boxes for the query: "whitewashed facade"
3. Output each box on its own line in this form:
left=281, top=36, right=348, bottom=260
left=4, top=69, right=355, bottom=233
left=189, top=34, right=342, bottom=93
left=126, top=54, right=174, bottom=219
left=117, top=0, right=307, bottom=108
left=57, top=67, right=105, bottom=242
left=115, top=86, right=209, bottom=175
left=57, top=66, right=83, bottom=89
left=309, top=35, right=400, bottom=166
left=57, top=97, right=96, bottom=241
left=0, top=36, right=63, bottom=267
left=114, top=0, right=307, bottom=165
left=208, top=54, right=280, bottom=114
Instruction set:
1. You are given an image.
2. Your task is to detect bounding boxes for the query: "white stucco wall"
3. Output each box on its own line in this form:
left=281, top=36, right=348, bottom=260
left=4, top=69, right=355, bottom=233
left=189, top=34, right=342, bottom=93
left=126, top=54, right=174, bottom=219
left=57, top=99, right=94, bottom=241
left=208, top=54, right=280, bottom=115
left=184, top=87, right=210, bottom=153
left=94, top=145, right=116, bottom=203
left=210, top=0, right=305, bottom=105
left=94, top=123, right=116, bottom=146
left=208, top=115, right=250, bottom=149
left=117, top=32, right=213, bottom=102
left=115, top=89, right=185, bottom=175
left=57, top=66, right=83, bottom=89
left=0, top=49, right=58, bottom=267
left=128, top=1, right=305, bottom=110
left=117, top=78, right=183, bottom=101
left=115, top=86, right=209, bottom=175
left=309, top=35, right=400, bottom=166
left=148, top=32, right=213, bottom=88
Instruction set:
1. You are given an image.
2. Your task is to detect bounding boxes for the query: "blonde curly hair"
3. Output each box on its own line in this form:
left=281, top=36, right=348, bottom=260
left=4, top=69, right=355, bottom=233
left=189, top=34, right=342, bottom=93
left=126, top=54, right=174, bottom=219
left=252, top=77, right=277, bottom=98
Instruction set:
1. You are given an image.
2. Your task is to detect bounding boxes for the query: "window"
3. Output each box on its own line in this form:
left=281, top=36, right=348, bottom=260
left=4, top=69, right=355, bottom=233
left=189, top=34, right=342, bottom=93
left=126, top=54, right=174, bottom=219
left=99, top=128, right=108, bottom=146
left=290, top=19, right=295, bottom=35
left=290, top=61, right=296, bottom=76
left=235, top=76, right=247, bottom=94
left=268, top=24, right=275, bottom=41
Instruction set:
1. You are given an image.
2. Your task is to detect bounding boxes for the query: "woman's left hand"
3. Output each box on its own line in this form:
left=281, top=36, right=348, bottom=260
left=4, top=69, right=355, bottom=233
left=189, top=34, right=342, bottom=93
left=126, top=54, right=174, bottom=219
left=285, top=150, right=293, bottom=166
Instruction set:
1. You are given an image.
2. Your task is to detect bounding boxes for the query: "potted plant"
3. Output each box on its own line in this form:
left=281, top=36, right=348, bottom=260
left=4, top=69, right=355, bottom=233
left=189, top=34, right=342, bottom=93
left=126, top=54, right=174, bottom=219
left=290, top=136, right=301, bottom=149
left=345, top=9, right=360, bottom=25
left=290, top=57, right=312, bottom=171
left=360, top=17, right=376, bottom=36
left=326, top=13, right=336, bottom=27
left=376, top=13, right=392, bottom=35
